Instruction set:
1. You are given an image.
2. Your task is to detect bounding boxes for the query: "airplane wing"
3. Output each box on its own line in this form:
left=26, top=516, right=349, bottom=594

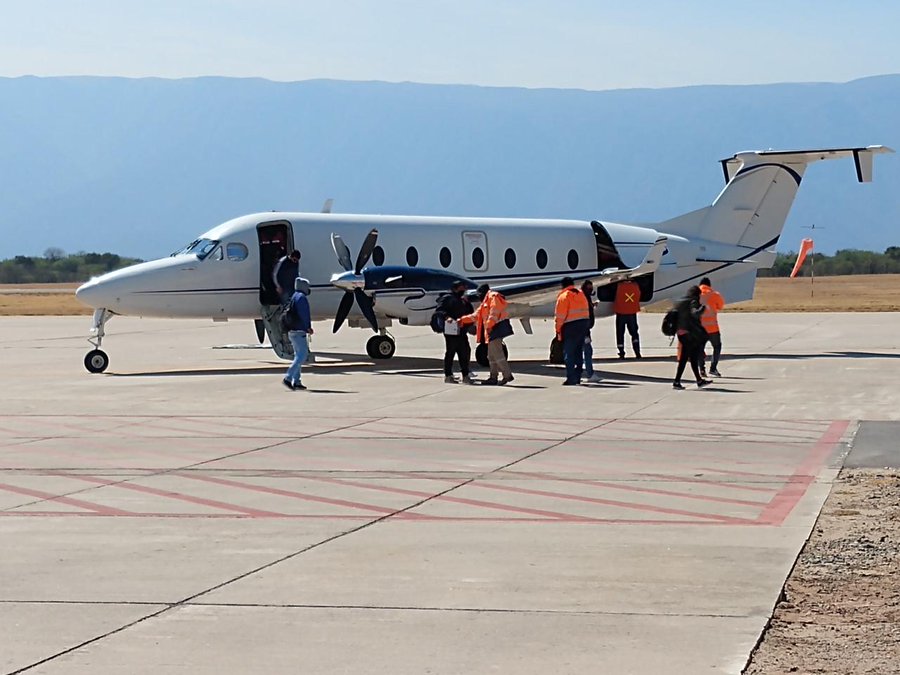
left=482, top=236, right=667, bottom=307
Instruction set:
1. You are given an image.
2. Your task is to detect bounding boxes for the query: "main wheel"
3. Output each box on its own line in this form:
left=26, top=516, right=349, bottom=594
left=366, top=335, right=396, bottom=359
left=475, top=342, right=508, bottom=368
left=84, top=349, right=109, bottom=373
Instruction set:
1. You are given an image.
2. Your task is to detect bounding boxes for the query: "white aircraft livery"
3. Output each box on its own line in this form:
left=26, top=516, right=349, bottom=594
left=75, top=146, right=892, bottom=372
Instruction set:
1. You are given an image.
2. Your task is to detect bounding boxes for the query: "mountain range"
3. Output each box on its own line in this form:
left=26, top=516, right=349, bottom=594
left=0, top=74, right=898, bottom=260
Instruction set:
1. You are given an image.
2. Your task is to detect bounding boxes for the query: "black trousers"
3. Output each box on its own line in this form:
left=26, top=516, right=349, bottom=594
left=702, top=331, right=722, bottom=371
left=443, top=334, right=471, bottom=377
left=675, top=334, right=703, bottom=383
left=615, top=314, right=641, bottom=356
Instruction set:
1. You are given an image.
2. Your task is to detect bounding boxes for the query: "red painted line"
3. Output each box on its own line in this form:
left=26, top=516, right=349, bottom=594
left=506, top=470, right=767, bottom=507
left=0, top=482, right=133, bottom=515
left=303, top=475, right=596, bottom=521
left=638, top=473, right=778, bottom=494
left=698, top=467, right=788, bottom=478
left=54, top=473, right=287, bottom=517
left=174, top=472, right=427, bottom=519
left=470, top=481, right=754, bottom=523
left=756, top=420, right=849, bottom=526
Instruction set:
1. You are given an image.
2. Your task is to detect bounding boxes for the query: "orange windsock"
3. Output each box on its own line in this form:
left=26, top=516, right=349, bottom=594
left=790, top=238, right=814, bottom=278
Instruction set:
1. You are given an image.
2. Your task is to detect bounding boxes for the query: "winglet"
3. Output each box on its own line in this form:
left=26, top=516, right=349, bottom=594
left=321, top=198, right=334, bottom=214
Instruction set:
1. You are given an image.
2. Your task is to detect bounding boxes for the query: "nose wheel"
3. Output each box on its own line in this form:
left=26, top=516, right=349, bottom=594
left=366, top=334, right=395, bottom=359
left=84, top=349, right=110, bottom=373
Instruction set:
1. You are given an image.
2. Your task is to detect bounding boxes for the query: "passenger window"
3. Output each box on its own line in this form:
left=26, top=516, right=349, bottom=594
left=226, top=243, right=248, bottom=261
left=440, top=247, right=452, bottom=268
left=472, top=247, right=484, bottom=269
left=406, top=246, right=419, bottom=266
left=373, top=246, right=385, bottom=266
left=504, top=248, right=516, bottom=269
left=567, top=249, right=579, bottom=269
left=536, top=248, right=548, bottom=269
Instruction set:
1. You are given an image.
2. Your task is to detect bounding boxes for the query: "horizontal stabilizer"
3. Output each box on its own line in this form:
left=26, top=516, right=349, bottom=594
left=720, top=145, right=894, bottom=184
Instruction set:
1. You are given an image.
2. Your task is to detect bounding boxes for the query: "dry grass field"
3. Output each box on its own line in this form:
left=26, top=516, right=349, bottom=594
left=1, top=275, right=899, bottom=316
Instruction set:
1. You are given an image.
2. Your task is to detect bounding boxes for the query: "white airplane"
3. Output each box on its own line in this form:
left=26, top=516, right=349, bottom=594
left=75, top=145, right=892, bottom=373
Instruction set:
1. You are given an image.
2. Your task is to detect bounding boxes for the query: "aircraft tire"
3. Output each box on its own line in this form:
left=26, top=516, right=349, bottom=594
left=84, top=349, right=109, bottom=373
left=367, top=335, right=395, bottom=360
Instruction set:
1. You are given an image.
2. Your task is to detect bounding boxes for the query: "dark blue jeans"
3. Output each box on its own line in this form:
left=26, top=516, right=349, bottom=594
left=562, top=319, right=589, bottom=384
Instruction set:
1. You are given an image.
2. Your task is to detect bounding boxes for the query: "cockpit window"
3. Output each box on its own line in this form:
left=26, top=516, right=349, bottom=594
left=171, top=238, right=221, bottom=260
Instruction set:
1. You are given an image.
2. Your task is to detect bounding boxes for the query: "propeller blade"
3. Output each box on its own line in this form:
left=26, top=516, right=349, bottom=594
left=254, top=319, right=266, bottom=344
left=354, top=288, right=379, bottom=332
left=331, top=233, right=353, bottom=271
left=333, top=291, right=355, bottom=333
left=354, top=228, right=379, bottom=275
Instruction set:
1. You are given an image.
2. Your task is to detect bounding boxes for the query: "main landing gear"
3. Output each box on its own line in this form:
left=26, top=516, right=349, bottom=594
left=83, top=308, right=112, bottom=373
left=366, top=331, right=395, bottom=359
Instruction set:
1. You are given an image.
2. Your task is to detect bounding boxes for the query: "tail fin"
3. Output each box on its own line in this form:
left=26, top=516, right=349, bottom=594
left=660, top=145, right=893, bottom=250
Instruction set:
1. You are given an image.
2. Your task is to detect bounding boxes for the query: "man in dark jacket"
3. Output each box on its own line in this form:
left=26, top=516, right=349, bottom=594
left=273, top=249, right=301, bottom=304
left=283, top=277, right=314, bottom=391
left=673, top=285, right=712, bottom=389
left=439, top=280, right=476, bottom=384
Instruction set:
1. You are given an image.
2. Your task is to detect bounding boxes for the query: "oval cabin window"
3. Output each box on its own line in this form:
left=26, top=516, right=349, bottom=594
left=504, top=248, right=516, bottom=269
left=439, top=247, right=452, bottom=268
left=406, top=246, right=419, bottom=267
left=536, top=248, right=548, bottom=269
left=472, top=247, right=485, bottom=269
left=567, top=249, right=579, bottom=270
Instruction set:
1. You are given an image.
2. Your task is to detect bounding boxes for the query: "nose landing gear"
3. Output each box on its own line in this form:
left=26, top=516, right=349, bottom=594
left=366, top=331, right=396, bottom=359
left=83, top=308, right=112, bottom=373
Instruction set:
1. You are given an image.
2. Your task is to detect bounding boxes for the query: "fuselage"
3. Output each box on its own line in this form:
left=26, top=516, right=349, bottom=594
left=76, top=211, right=718, bottom=322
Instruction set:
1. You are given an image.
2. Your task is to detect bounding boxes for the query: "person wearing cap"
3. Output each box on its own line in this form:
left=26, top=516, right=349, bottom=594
left=467, top=283, right=514, bottom=385
left=274, top=249, right=302, bottom=304
left=438, top=280, right=476, bottom=384
left=282, top=277, right=314, bottom=391
left=555, top=276, right=590, bottom=385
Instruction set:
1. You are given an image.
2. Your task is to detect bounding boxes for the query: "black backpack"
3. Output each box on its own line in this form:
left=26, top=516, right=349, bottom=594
left=430, top=294, right=450, bottom=334
left=661, top=308, right=678, bottom=336
left=280, top=297, right=297, bottom=332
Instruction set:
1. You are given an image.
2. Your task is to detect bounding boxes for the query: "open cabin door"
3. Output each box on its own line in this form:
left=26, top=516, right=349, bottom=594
left=591, top=220, right=654, bottom=302
left=257, top=220, right=293, bottom=306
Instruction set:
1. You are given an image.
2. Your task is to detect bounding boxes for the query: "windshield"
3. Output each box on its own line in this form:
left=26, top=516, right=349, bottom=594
left=170, top=238, right=221, bottom=260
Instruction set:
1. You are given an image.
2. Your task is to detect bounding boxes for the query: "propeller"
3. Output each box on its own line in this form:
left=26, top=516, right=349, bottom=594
left=330, top=228, right=380, bottom=333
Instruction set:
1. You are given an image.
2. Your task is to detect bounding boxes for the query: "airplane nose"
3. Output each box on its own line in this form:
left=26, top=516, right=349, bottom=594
left=75, top=279, right=105, bottom=308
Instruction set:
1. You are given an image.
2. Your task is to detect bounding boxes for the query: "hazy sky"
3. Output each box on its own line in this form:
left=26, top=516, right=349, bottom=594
left=2, top=1, right=898, bottom=89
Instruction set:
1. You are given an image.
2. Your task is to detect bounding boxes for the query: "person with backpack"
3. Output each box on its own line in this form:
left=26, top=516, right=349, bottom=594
left=436, top=280, right=476, bottom=384
left=672, top=285, right=712, bottom=390
left=581, top=280, right=602, bottom=383
left=282, top=277, right=313, bottom=391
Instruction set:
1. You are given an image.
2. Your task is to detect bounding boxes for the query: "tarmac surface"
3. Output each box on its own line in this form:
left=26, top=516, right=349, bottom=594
left=1, top=312, right=898, bottom=674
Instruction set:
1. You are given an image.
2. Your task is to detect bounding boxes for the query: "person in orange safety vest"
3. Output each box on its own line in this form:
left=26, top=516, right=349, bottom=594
left=555, top=277, right=591, bottom=385
left=698, top=276, right=725, bottom=377
left=613, top=279, right=642, bottom=359
left=463, top=284, right=514, bottom=385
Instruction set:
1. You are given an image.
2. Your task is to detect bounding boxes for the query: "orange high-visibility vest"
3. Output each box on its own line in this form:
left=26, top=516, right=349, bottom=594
left=699, top=284, right=725, bottom=333
left=613, top=280, right=641, bottom=315
left=555, top=286, right=590, bottom=337
left=467, top=290, right=509, bottom=342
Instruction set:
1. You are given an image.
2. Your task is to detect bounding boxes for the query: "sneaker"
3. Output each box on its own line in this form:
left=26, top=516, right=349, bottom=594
left=634, top=353, right=642, bottom=360
left=481, top=378, right=499, bottom=386
left=672, top=382, right=685, bottom=390
left=499, top=375, right=515, bottom=385
left=444, top=375, right=459, bottom=384
left=294, top=382, right=307, bottom=391
left=710, top=368, right=722, bottom=377
left=461, top=376, right=477, bottom=385
left=282, top=378, right=295, bottom=391
left=587, top=373, right=603, bottom=383
left=697, top=379, right=712, bottom=388
left=563, top=380, right=579, bottom=386
left=618, top=354, right=625, bottom=360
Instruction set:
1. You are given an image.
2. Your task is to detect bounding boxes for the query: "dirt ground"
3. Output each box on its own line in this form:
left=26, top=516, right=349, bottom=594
left=3, top=275, right=900, bottom=316
left=744, top=469, right=900, bottom=674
